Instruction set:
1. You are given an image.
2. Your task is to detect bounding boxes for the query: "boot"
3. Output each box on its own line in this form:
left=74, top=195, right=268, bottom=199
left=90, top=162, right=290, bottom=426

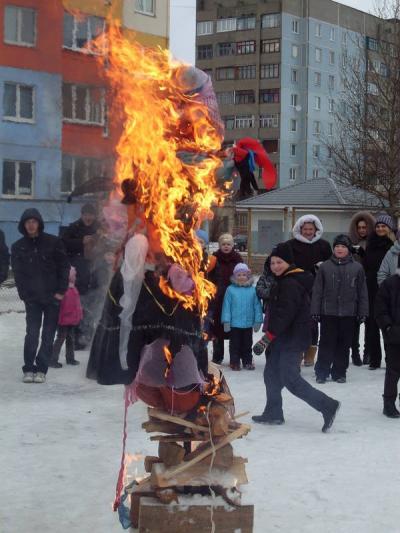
left=382, top=395, right=400, bottom=418
left=351, top=352, right=362, bottom=366
left=252, top=412, right=285, bottom=425
left=321, top=400, right=341, bottom=433
left=303, top=345, right=317, bottom=367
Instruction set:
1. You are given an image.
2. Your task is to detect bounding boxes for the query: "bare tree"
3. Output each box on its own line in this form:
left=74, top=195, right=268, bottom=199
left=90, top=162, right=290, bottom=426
left=327, top=0, right=400, bottom=216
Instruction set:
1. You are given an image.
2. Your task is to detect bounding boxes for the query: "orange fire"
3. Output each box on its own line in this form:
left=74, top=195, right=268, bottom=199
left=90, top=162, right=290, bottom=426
left=95, top=25, right=225, bottom=316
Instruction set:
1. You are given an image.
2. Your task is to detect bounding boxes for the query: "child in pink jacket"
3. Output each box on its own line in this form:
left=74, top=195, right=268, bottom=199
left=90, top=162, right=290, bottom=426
left=49, top=266, right=83, bottom=367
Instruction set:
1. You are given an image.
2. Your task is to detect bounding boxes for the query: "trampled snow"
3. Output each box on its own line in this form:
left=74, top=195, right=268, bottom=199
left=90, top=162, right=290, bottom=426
left=1, top=311, right=399, bottom=532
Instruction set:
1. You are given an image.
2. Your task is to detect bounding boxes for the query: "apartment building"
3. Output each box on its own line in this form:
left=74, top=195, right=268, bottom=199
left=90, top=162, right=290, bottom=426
left=196, top=0, right=382, bottom=190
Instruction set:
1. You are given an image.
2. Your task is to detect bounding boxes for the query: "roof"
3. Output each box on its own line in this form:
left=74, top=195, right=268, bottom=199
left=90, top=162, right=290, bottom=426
left=236, top=177, right=386, bottom=210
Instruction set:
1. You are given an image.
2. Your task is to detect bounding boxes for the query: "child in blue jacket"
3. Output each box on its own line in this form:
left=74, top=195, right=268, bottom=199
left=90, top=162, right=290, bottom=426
left=221, top=263, right=263, bottom=370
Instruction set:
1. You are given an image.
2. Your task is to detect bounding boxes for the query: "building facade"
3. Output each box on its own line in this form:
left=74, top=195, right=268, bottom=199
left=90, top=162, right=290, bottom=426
left=196, top=0, right=380, bottom=190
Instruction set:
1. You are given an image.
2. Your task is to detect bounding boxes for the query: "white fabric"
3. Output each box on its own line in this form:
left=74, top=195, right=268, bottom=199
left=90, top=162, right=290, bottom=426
left=292, top=214, right=324, bottom=244
left=118, top=233, right=149, bottom=369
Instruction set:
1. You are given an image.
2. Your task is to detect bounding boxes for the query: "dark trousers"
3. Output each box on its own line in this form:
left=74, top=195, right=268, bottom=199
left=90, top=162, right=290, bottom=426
left=351, top=322, right=360, bottom=356
left=263, top=338, right=335, bottom=419
left=365, top=315, right=383, bottom=367
left=212, top=338, right=225, bottom=363
left=384, top=345, right=400, bottom=399
left=311, top=319, right=319, bottom=346
left=315, top=316, right=356, bottom=380
left=229, top=327, right=253, bottom=366
left=52, top=326, right=75, bottom=363
left=23, top=300, right=60, bottom=374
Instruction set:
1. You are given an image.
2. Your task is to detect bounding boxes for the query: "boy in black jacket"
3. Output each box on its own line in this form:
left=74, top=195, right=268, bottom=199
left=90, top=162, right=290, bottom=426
left=375, top=270, right=400, bottom=418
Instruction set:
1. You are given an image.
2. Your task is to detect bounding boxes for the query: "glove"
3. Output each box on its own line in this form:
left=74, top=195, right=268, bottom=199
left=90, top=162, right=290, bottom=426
left=223, top=323, right=231, bottom=333
left=253, top=323, right=262, bottom=333
left=253, top=334, right=271, bottom=356
left=311, top=315, right=321, bottom=322
left=357, top=316, right=367, bottom=324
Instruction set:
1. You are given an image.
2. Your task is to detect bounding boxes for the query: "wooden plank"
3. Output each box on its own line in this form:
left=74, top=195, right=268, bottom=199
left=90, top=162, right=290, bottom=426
left=142, top=419, right=184, bottom=434
left=150, top=434, right=208, bottom=442
left=138, top=497, right=254, bottom=533
left=158, top=442, right=185, bottom=468
left=148, top=408, right=210, bottom=434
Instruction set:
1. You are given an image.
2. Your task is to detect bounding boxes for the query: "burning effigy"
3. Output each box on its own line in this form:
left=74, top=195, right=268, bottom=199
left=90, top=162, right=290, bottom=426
left=86, top=26, right=253, bottom=531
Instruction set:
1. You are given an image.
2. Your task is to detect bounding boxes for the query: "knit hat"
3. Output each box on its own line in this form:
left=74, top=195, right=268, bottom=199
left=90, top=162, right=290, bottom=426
left=233, top=263, right=251, bottom=276
left=81, top=203, right=97, bottom=215
left=218, top=233, right=234, bottom=246
left=196, top=229, right=209, bottom=246
left=333, top=234, right=352, bottom=250
left=375, top=213, right=394, bottom=231
left=270, top=242, right=294, bottom=265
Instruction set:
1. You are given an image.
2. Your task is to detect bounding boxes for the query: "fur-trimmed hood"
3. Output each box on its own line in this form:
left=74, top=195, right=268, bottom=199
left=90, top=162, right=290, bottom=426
left=230, top=274, right=254, bottom=287
left=292, top=214, right=323, bottom=244
left=349, top=211, right=376, bottom=245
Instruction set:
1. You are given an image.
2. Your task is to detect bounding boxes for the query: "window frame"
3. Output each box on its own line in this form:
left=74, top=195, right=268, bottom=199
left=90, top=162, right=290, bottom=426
left=259, top=88, right=280, bottom=104
left=237, top=15, right=256, bottom=31
left=134, top=0, right=155, bottom=16
left=61, top=154, right=110, bottom=194
left=290, top=118, right=297, bottom=132
left=314, top=71, right=321, bottom=86
left=261, top=39, right=280, bottom=54
left=259, top=113, right=279, bottom=128
left=62, top=83, right=106, bottom=126
left=216, top=17, right=237, bottom=33
left=235, top=115, right=255, bottom=129
left=197, top=44, right=213, bottom=60
left=315, top=23, right=321, bottom=38
left=314, top=95, right=321, bottom=111
left=315, top=47, right=322, bottom=63
left=236, top=40, right=256, bottom=55
left=3, top=82, right=35, bottom=123
left=63, top=12, right=106, bottom=54
left=2, top=159, right=34, bottom=198
left=289, top=166, right=297, bottom=181
left=4, top=5, right=37, bottom=47
left=290, top=143, right=297, bottom=156
left=260, top=63, right=280, bottom=79
left=197, top=20, right=213, bottom=36
left=291, top=69, right=298, bottom=83
left=290, top=93, right=298, bottom=107
left=292, top=44, right=299, bottom=58
left=292, top=19, right=299, bottom=34
left=261, top=13, right=280, bottom=29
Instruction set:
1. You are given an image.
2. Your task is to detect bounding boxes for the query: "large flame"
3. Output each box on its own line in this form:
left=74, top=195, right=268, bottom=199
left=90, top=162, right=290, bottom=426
left=97, top=26, right=225, bottom=316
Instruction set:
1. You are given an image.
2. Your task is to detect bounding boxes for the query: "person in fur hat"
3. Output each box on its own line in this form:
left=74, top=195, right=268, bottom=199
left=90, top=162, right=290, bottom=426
left=221, top=263, right=263, bottom=370
left=252, top=242, right=340, bottom=432
left=311, top=235, right=369, bottom=383
left=286, top=214, right=332, bottom=367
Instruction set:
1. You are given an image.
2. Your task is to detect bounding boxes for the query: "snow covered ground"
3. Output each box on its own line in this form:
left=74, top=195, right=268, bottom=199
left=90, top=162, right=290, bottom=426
left=1, top=311, right=400, bottom=533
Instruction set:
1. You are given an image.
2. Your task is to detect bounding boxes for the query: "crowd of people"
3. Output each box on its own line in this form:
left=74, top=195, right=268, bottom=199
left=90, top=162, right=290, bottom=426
left=0, top=206, right=399, bottom=427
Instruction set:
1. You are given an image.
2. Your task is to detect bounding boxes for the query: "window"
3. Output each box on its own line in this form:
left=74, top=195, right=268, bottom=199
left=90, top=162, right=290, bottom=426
left=262, top=39, right=280, bottom=53
left=328, top=75, right=335, bottom=89
left=216, top=91, right=234, bottom=105
left=223, top=116, right=235, bottom=130
left=235, top=90, right=255, bottom=104
left=313, top=144, right=320, bottom=158
left=314, top=72, right=321, bottom=86
left=62, top=84, right=105, bottom=125
left=342, top=31, right=347, bottom=45
left=3, top=83, right=34, bottom=122
left=237, top=16, right=256, bottom=30
left=197, top=20, right=213, bottom=35
left=289, top=167, right=297, bottom=181
left=216, top=67, right=235, bottom=80
left=330, top=27, right=335, bottom=41
left=329, top=50, right=335, bottom=65
left=291, top=69, right=298, bottom=83
left=290, top=119, right=297, bottom=132
left=367, top=82, right=378, bottom=95
left=197, top=44, right=213, bottom=60
left=327, top=147, right=333, bottom=159
left=315, top=47, right=322, bottom=62
left=259, top=113, right=279, bottom=128
left=2, top=160, right=33, bottom=196
left=261, top=13, right=280, bottom=28
left=328, top=122, right=333, bottom=136
left=328, top=98, right=334, bottom=112
left=235, top=115, right=255, bottom=129
left=63, top=12, right=105, bottom=53
left=217, top=42, right=235, bottom=56
left=61, top=154, right=110, bottom=193
left=135, top=0, right=154, bottom=15
left=260, top=88, right=280, bottom=103
left=237, top=40, right=256, bottom=54
left=314, top=96, right=321, bottom=110
left=292, top=44, right=299, bottom=58
left=313, top=168, right=319, bottom=178
left=237, top=65, right=256, bottom=79
left=315, top=23, right=321, bottom=38
left=313, top=120, right=321, bottom=134
left=292, top=19, right=299, bottom=34
left=366, top=36, right=378, bottom=51
left=290, top=143, right=297, bottom=156
left=216, top=18, right=236, bottom=33
left=260, top=63, right=279, bottom=79
left=380, top=63, right=389, bottom=77
left=290, top=93, right=298, bottom=107
left=4, top=5, right=36, bottom=46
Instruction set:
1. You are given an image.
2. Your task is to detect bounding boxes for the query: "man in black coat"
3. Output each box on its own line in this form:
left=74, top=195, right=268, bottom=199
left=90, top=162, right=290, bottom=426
left=0, top=229, right=9, bottom=285
left=11, top=209, right=69, bottom=383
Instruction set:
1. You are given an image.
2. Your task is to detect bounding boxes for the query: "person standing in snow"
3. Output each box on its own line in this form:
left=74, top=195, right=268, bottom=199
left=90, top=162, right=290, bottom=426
left=11, top=209, right=70, bottom=383
left=347, top=211, right=375, bottom=365
left=363, top=214, right=395, bottom=369
left=286, top=214, right=332, bottom=367
left=252, top=243, right=340, bottom=432
left=221, top=263, right=263, bottom=370
left=0, top=229, right=9, bottom=285
left=208, top=233, right=242, bottom=364
left=49, top=266, right=82, bottom=368
left=311, top=235, right=369, bottom=384
left=375, top=271, right=400, bottom=418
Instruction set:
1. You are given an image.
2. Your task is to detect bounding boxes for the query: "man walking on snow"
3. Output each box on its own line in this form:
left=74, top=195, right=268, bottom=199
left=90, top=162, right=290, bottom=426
left=11, top=209, right=69, bottom=383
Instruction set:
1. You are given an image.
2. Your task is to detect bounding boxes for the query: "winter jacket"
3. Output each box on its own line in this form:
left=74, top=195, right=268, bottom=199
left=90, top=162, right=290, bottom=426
left=363, top=232, right=393, bottom=301
left=11, top=209, right=70, bottom=304
left=310, top=254, right=369, bottom=317
left=375, top=273, right=400, bottom=344
left=0, top=229, right=9, bottom=284
left=256, top=256, right=275, bottom=311
left=286, top=215, right=332, bottom=276
left=377, top=240, right=400, bottom=285
left=62, top=218, right=99, bottom=294
left=267, top=267, right=314, bottom=349
left=221, top=278, right=263, bottom=328
left=348, top=211, right=376, bottom=249
left=59, top=287, right=83, bottom=326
